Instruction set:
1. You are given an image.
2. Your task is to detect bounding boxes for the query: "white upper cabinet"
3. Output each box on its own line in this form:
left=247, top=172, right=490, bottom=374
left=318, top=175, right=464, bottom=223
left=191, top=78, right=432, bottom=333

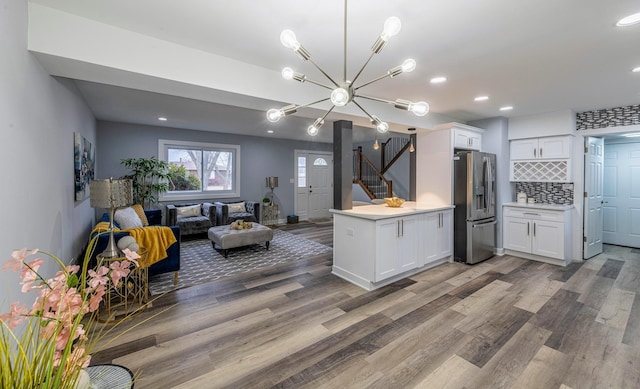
left=510, top=135, right=573, bottom=182
left=510, top=135, right=572, bottom=160
left=453, top=128, right=482, bottom=151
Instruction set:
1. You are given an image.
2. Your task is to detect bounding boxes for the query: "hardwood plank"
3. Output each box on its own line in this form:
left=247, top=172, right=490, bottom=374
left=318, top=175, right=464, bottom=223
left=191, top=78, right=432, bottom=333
left=511, top=345, right=573, bottom=389
left=512, top=275, right=564, bottom=314
left=576, top=274, right=614, bottom=310
left=596, top=258, right=625, bottom=279
left=623, top=292, right=640, bottom=346
left=595, top=286, right=635, bottom=331
left=447, top=271, right=502, bottom=299
left=530, top=289, right=580, bottom=332
left=456, top=305, right=533, bottom=368
left=414, top=354, right=480, bottom=389
left=381, top=281, right=458, bottom=320
left=615, top=257, right=640, bottom=292
left=548, top=304, right=599, bottom=355
left=450, top=279, right=514, bottom=320
left=472, top=322, right=552, bottom=389
left=446, top=261, right=497, bottom=287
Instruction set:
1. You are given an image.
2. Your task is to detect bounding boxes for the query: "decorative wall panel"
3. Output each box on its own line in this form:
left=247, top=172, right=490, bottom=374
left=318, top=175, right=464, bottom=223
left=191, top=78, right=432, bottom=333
left=576, top=104, right=640, bottom=130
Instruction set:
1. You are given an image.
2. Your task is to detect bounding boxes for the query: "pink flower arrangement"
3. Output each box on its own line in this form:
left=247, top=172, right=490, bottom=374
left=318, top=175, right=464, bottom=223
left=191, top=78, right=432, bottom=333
left=0, top=245, right=140, bottom=387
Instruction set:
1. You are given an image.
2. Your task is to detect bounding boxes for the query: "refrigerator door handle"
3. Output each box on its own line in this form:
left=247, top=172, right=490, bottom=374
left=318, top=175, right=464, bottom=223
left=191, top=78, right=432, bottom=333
left=472, top=220, right=497, bottom=228
left=485, top=156, right=493, bottom=216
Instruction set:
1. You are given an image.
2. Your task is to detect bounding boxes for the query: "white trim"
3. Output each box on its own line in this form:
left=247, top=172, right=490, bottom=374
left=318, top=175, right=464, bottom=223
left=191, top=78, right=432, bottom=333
left=158, top=139, right=241, bottom=201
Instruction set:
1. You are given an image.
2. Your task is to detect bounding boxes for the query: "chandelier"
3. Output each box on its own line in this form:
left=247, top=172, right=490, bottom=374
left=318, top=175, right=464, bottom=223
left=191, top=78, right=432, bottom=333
left=266, top=0, right=429, bottom=136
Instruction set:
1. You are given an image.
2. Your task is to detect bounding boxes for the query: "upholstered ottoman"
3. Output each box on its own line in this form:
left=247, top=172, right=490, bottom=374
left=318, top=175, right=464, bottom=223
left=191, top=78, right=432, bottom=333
left=207, top=223, right=274, bottom=258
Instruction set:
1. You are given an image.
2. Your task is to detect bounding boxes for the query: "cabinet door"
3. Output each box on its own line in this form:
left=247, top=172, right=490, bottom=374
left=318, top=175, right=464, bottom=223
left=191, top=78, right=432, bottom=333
left=438, top=210, right=453, bottom=258
left=423, top=212, right=440, bottom=264
left=510, top=139, right=539, bottom=160
left=453, top=129, right=481, bottom=151
left=538, top=136, right=571, bottom=159
left=398, top=216, right=418, bottom=271
left=531, top=220, right=565, bottom=259
left=503, top=216, right=532, bottom=252
left=375, top=218, right=400, bottom=281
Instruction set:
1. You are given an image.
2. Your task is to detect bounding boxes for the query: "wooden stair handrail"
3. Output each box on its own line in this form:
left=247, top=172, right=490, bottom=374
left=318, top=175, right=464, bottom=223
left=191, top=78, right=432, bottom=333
left=352, top=147, right=392, bottom=199
left=381, top=137, right=411, bottom=174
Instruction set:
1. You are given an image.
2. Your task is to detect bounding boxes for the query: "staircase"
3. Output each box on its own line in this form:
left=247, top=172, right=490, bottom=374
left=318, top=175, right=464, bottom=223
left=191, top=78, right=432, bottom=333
left=353, top=137, right=412, bottom=200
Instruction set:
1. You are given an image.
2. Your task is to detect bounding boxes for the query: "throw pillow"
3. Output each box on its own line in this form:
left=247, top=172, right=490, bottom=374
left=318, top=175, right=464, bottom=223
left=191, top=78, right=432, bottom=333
left=131, top=204, right=149, bottom=226
left=114, top=207, right=143, bottom=229
left=177, top=204, right=201, bottom=218
left=227, top=202, right=246, bottom=214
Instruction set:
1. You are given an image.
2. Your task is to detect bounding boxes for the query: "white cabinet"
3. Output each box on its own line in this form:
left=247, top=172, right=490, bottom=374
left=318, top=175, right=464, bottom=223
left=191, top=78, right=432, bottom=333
left=453, top=128, right=482, bottom=151
left=502, top=205, right=571, bottom=265
left=510, top=135, right=572, bottom=160
left=375, top=215, right=418, bottom=281
left=510, top=135, right=573, bottom=182
left=423, top=209, right=452, bottom=264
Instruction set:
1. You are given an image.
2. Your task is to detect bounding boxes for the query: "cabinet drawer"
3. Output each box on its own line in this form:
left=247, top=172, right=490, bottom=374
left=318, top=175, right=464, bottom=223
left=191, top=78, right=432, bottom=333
left=503, top=207, right=565, bottom=221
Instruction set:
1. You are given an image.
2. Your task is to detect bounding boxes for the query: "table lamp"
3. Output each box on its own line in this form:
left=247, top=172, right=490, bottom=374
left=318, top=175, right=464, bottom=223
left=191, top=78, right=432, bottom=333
left=90, top=178, right=133, bottom=258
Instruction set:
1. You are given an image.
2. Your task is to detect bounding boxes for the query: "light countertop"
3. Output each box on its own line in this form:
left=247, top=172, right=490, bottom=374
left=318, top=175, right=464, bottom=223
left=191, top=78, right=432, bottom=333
left=330, top=202, right=453, bottom=220
left=503, top=202, right=574, bottom=211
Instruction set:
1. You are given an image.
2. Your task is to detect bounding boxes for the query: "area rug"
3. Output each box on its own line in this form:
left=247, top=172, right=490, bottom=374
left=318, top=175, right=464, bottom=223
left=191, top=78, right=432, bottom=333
left=148, top=229, right=332, bottom=295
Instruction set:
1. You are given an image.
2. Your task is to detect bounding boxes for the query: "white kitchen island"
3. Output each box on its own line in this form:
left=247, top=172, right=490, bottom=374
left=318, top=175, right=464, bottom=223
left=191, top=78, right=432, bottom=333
left=331, top=202, right=454, bottom=291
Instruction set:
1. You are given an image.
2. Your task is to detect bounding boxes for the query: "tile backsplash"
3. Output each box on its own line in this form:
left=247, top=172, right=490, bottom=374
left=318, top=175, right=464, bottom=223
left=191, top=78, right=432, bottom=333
left=515, top=182, right=574, bottom=205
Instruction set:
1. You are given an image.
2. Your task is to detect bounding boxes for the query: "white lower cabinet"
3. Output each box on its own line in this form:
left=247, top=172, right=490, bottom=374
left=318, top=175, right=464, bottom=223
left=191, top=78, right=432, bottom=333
left=424, top=209, right=453, bottom=264
left=503, top=205, right=571, bottom=265
left=331, top=205, right=454, bottom=291
left=375, top=215, right=418, bottom=281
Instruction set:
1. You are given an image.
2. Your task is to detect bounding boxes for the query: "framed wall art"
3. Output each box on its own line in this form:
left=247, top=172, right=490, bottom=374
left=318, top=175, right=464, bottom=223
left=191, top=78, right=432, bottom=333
left=74, top=132, right=95, bottom=201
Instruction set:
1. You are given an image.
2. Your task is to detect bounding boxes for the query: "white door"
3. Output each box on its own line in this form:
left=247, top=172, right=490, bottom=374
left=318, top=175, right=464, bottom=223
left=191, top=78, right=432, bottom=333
left=583, top=137, right=604, bottom=258
left=295, top=151, right=333, bottom=220
left=603, top=142, right=640, bottom=248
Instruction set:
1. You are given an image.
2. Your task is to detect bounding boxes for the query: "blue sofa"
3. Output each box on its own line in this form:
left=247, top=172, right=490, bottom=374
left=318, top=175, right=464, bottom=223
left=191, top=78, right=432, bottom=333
left=88, top=209, right=181, bottom=283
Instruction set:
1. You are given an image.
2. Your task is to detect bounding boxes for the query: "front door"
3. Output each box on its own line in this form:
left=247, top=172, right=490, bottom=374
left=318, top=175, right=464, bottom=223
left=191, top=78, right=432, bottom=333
left=583, top=137, right=604, bottom=258
left=295, top=151, right=333, bottom=220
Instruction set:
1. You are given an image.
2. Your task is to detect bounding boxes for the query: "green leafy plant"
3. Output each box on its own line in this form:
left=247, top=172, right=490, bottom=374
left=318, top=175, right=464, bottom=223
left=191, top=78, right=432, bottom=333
left=167, top=164, right=201, bottom=191
left=121, top=157, right=170, bottom=209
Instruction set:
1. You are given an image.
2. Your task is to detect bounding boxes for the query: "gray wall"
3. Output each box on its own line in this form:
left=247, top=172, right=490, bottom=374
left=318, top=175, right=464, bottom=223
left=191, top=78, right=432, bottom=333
left=468, top=117, right=510, bottom=249
left=96, top=121, right=332, bottom=219
left=0, top=1, right=97, bottom=310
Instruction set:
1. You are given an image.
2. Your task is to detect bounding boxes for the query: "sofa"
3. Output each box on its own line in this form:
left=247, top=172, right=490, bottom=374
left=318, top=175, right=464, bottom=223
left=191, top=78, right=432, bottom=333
left=166, top=203, right=216, bottom=236
left=214, top=200, right=261, bottom=225
left=88, top=209, right=181, bottom=283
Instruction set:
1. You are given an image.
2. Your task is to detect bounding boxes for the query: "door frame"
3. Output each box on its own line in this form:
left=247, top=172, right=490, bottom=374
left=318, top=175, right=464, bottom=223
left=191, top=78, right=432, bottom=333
left=575, top=124, right=640, bottom=260
left=294, top=149, right=333, bottom=221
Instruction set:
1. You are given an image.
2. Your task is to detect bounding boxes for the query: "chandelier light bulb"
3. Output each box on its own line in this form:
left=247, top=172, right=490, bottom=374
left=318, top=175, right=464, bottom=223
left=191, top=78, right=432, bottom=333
left=307, top=125, right=319, bottom=136
left=330, top=87, right=350, bottom=106
left=266, top=108, right=284, bottom=122
left=280, top=30, right=300, bottom=50
left=401, top=59, right=416, bottom=73
left=281, top=67, right=294, bottom=80
left=381, top=16, right=402, bottom=41
left=373, top=139, right=380, bottom=150
left=377, top=121, right=389, bottom=133
left=409, top=101, right=430, bottom=116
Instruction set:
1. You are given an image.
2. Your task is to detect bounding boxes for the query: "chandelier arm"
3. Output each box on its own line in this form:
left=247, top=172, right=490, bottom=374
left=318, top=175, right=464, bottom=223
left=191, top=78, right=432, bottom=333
left=307, top=58, right=341, bottom=88
left=294, top=97, right=331, bottom=110
left=343, top=0, right=348, bottom=82
left=304, top=78, right=335, bottom=90
left=354, top=73, right=392, bottom=91
left=350, top=51, right=376, bottom=86
left=351, top=99, right=376, bottom=122
left=355, top=94, right=394, bottom=105
left=320, top=105, right=336, bottom=122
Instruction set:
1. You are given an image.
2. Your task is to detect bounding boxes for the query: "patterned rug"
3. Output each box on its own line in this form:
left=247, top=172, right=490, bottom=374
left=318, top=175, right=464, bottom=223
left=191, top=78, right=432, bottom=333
left=148, top=229, right=332, bottom=295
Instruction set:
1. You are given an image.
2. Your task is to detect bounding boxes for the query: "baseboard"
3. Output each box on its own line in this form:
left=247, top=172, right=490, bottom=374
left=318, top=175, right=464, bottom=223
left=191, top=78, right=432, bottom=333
left=495, top=247, right=505, bottom=256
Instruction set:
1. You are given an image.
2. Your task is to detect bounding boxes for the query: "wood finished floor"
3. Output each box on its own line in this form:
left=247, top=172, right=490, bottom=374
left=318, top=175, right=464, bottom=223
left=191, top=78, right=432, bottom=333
left=92, top=221, right=640, bottom=388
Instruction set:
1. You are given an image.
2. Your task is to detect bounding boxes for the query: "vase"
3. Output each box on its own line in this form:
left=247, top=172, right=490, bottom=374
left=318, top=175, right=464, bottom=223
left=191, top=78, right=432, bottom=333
left=75, top=369, right=90, bottom=389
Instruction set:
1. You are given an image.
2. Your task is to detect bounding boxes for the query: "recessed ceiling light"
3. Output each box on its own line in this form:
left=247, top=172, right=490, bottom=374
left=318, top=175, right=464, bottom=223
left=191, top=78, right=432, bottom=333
left=267, top=130, right=274, bottom=134
left=622, top=132, right=640, bottom=137
left=430, top=76, right=447, bottom=84
left=499, top=106, right=513, bottom=111
left=616, top=12, right=640, bottom=27
left=633, top=66, right=640, bottom=73
left=474, top=96, right=489, bottom=102
left=158, top=117, right=167, bottom=121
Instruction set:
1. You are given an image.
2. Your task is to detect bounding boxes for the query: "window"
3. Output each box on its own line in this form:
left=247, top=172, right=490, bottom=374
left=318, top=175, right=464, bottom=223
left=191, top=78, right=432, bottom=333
left=313, top=157, right=328, bottom=166
left=159, top=139, right=240, bottom=201
left=297, top=156, right=306, bottom=187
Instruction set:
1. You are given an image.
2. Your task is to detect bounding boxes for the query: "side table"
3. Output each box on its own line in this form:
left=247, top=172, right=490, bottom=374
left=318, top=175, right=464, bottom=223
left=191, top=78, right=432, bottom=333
left=262, top=204, right=279, bottom=226
left=96, top=248, right=149, bottom=323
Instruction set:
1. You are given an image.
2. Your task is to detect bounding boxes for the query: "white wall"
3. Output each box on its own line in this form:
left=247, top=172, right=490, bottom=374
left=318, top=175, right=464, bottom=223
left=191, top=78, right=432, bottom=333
left=0, top=1, right=96, bottom=310
left=508, top=110, right=576, bottom=139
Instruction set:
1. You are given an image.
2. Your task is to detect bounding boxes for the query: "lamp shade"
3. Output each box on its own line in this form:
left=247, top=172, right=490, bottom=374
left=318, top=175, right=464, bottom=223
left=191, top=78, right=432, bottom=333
left=266, top=176, right=279, bottom=190
left=90, top=178, right=133, bottom=209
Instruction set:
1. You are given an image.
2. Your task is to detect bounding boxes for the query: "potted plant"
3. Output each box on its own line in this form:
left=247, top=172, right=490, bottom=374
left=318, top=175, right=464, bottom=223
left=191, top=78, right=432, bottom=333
left=262, top=196, right=271, bottom=207
left=121, top=157, right=170, bottom=209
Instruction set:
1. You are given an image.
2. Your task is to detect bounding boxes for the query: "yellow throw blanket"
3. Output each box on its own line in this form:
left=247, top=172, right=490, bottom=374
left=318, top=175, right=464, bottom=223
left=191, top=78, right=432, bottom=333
left=90, top=222, right=177, bottom=268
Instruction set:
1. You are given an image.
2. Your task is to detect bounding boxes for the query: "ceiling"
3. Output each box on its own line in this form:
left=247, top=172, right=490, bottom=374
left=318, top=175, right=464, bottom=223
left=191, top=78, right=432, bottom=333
left=29, top=0, right=640, bottom=143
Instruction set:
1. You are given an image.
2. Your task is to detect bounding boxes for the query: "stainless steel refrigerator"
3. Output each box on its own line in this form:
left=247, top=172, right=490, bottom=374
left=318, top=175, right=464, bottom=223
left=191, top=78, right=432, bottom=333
left=453, top=150, right=496, bottom=264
